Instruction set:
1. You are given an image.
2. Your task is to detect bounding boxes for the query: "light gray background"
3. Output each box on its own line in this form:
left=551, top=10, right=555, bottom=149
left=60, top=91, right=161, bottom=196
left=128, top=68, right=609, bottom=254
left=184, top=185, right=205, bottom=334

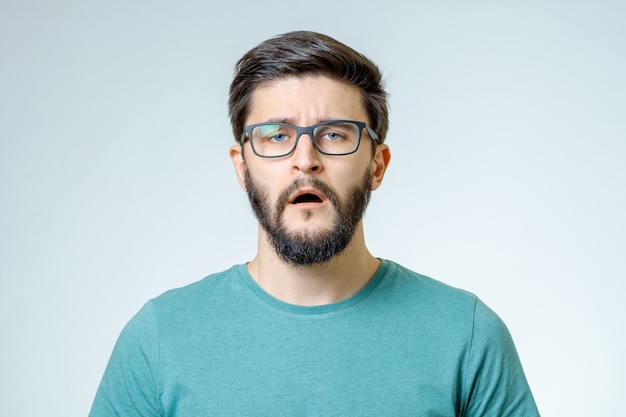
left=1, top=1, right=624, bottom=416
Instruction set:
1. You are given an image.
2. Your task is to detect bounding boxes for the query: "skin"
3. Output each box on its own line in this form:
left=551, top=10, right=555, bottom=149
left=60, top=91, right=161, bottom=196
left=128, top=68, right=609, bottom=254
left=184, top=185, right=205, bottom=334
left=230, top=75, right=391, bottom=306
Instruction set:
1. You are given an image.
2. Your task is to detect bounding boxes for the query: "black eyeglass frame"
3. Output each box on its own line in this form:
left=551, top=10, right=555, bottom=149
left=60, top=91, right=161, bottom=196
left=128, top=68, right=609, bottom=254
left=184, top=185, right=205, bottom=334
left=239, top=120, right=380, bottom=158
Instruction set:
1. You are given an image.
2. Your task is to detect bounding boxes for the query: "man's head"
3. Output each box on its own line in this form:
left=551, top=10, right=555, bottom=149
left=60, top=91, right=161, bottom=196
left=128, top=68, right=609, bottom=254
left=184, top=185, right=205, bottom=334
left=229, top=31, right=389, bottom=145
left=229, top=33, right=391, bottom=266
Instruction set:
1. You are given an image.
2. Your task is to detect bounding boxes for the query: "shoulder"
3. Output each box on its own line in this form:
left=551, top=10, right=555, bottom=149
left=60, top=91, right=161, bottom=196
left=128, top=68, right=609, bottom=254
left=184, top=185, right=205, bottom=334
left=377, top=259, right=479, bottom=309
left=375, top=260, right=508, bottom=333
left=379, top=261, right=521, bottom=363
left=137, top=264, right=247, bottom=320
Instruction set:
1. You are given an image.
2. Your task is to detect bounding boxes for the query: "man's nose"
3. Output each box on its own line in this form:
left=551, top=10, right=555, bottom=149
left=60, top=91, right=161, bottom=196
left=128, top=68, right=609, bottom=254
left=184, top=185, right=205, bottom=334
left=291, top=133, right=322, bottom=173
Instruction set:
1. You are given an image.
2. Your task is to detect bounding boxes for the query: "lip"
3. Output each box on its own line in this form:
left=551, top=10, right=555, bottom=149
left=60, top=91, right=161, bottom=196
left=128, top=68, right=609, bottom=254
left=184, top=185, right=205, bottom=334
left=287, top=187, right=327, bottom=206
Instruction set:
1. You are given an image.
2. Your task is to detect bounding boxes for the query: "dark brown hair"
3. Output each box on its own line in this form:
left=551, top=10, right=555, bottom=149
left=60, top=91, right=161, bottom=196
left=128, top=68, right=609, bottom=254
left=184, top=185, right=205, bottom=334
left=228, top=31, right=389, bottom=143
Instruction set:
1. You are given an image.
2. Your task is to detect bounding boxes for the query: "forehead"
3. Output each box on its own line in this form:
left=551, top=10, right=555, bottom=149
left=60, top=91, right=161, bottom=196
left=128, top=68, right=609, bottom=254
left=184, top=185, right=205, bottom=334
left=246, top=75, right=367, bottom=125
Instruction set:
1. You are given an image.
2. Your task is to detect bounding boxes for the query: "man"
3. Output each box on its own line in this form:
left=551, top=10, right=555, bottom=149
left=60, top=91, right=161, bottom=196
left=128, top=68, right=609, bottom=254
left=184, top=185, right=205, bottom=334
left=90, top=31, right=540, bottom=416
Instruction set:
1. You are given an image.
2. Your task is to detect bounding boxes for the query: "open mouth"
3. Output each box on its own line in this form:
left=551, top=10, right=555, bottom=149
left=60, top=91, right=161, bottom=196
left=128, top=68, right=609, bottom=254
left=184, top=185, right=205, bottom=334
left=292, top=193, right=324, bottom=204
left=288, top=188, right=326, bottom=206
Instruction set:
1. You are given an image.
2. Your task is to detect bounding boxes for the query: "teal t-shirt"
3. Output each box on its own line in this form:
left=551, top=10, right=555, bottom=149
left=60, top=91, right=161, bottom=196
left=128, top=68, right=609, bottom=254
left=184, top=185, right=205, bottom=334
left=90, top=260, right=539, bottom=416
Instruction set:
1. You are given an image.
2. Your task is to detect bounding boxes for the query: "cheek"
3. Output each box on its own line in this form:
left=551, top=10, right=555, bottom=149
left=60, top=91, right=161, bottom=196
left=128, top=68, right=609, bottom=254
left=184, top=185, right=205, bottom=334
left=341, top=160, right=371, bottom=183
left=247, top=167, right=285, bottom=200
left=329, top=169, right=368, bottom=200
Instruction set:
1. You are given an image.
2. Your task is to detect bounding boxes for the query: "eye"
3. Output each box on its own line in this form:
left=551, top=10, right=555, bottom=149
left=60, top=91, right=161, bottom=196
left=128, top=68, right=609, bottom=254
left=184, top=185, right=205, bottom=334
left=271, top=133, right=288, bottom=143
left=254, top=124, right=293, bottom=143
left=325, top=131, right=343, bottom=141
left=316, top=126, right=348, bottom=142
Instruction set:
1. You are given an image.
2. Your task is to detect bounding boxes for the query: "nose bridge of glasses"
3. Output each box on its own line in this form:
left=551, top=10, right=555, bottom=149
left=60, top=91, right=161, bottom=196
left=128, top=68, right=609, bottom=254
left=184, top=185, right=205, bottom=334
left=293, top=125, right=319, bottom=152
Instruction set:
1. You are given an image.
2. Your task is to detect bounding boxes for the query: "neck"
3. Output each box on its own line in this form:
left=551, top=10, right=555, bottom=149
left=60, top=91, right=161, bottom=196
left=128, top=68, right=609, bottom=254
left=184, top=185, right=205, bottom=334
left=246, top=223, right=380, bottom=306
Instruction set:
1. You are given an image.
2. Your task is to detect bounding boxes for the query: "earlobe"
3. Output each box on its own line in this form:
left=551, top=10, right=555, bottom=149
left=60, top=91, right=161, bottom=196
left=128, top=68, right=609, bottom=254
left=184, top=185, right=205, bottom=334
left=230, top=144, right=247, bottom=191
left=370, top=144, right=391, bottom=191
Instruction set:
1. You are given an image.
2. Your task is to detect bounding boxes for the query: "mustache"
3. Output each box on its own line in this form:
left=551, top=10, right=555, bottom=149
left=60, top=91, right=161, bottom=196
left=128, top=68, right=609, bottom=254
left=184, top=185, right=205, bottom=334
left=275, top=177, right=340, bottom=214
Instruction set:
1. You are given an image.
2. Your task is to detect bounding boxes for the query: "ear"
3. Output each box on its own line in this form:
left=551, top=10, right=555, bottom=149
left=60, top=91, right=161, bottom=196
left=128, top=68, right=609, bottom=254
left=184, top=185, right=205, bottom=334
left=370, top=143, right=391, bottom=191
left=230, top=144, right=247, bottom=191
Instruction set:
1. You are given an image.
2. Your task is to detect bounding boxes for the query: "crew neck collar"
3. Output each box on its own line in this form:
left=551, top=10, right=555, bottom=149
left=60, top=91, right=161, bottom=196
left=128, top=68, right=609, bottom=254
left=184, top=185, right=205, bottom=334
left=237, top=259, right=389, bottom=316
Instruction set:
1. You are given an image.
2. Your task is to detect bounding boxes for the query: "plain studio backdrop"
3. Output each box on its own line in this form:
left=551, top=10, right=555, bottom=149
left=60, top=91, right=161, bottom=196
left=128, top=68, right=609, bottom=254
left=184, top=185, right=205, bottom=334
left=1, top=1, right=624, bottom=415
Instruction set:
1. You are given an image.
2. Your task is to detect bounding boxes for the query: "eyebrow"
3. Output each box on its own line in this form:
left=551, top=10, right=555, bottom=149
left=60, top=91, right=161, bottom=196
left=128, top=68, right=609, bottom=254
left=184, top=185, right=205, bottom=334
left=261, top=117, right=343, bottom=126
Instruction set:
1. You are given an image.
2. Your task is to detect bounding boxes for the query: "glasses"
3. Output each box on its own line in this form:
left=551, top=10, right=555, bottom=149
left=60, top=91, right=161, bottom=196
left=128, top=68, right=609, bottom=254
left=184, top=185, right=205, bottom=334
left=240, top=120, right=379, bottom=158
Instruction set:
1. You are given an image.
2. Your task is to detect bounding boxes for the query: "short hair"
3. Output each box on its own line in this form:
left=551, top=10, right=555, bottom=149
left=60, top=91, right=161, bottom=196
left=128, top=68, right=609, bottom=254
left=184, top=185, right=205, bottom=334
left=228, top=31, right=389, bottom=144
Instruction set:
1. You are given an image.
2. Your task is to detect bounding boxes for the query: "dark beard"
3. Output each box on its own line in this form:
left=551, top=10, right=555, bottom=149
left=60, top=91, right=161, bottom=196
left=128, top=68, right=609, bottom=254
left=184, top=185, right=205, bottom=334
left=244, top=170, right=372, bottom=266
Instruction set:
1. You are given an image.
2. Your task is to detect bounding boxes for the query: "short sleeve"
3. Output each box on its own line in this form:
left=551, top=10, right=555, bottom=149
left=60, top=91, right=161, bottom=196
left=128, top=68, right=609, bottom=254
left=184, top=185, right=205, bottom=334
left=462, top=299, right=540, bottom=417
left=89, top=302, right=161, bottom=417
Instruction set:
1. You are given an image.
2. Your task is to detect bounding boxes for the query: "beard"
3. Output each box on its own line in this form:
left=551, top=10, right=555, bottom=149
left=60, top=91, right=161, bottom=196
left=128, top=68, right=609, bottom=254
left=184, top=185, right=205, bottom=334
left=244, top=169, right=372, bottom=266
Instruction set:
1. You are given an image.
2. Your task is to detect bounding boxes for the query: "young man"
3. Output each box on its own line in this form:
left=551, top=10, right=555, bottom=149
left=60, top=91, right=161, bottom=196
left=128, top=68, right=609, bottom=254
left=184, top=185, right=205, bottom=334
left=90, top=31, right=540, bottom=416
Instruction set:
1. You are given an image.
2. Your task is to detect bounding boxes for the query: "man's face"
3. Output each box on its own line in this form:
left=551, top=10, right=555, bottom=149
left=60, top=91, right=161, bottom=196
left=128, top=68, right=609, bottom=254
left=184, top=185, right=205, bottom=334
left=231, top=75, right=386, bottom=265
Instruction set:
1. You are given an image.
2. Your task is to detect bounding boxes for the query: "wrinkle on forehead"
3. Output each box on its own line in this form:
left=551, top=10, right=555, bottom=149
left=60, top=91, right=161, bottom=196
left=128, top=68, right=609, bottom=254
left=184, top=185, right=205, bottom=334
left=246, top=75, right=368, bottom=127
